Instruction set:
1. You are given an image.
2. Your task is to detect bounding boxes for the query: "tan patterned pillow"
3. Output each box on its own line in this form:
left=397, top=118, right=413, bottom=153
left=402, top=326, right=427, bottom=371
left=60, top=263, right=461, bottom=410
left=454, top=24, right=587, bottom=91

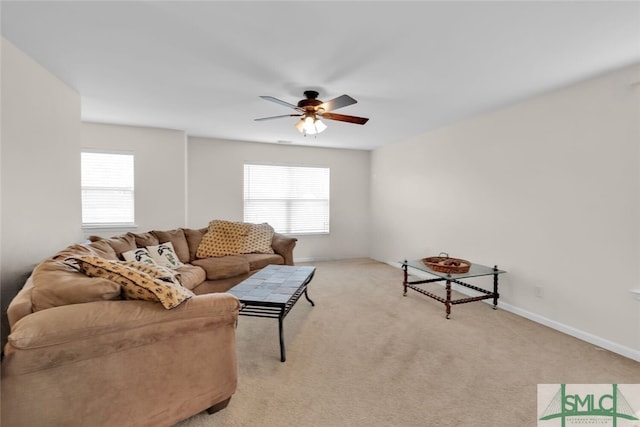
left=69, top=256, right=193, bottom=309
left=196, top=220, right=251, bottom=258
left=241, top=223, right=275, bottom=254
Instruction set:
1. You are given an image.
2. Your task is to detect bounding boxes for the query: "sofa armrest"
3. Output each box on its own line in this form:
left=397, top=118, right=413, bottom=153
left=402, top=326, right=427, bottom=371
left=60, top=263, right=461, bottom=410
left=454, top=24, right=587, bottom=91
left=2, top=294, right=241, bottom=426
left=6, top=278, right=35, bottom=329
left=271, top=233, right=297, bottom=265
left=6, top=293, right=240, bottom=353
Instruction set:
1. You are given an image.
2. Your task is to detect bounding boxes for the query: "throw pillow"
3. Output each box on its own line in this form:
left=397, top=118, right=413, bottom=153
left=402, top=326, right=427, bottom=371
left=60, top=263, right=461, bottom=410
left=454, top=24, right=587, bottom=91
left=152, top=229, right=190, bottom=264
left=69, top=256, right=193, bottom=309
left=146, top=242, right=184, bottom=269
left=241, top=222, right=275, bottom=254
left=122, top=248, right=157, bottom=266
left=196, top=220, right=251, bottom=258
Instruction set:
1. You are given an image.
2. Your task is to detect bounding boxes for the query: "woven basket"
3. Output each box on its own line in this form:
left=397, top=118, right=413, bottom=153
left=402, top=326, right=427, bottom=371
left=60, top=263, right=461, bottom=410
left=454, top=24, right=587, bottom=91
left=422, top=253, right=471, bottom=274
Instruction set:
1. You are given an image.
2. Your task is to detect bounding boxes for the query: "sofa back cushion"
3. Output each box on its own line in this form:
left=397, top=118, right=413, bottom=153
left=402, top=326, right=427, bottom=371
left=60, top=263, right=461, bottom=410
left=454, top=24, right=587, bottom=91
left=85, top=240, right=119, bottom=260
left=31, top=244, right=122, bottom=312
left=88, top=234, right=136, bottom=258
left=127, top=231, right=159, bottom=248
left=183, top=227, right=208, bottom=262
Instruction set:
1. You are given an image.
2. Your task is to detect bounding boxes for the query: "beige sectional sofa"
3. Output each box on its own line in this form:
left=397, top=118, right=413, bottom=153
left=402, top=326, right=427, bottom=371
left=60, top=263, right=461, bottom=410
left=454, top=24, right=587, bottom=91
left=1, top=221, right=297, bottom=427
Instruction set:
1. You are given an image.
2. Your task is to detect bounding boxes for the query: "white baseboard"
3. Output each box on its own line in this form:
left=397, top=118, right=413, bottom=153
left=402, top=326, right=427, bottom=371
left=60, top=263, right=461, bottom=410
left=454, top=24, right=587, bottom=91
left=388, top=261, right=640, bottom=362
left=497, top=301, right=640, bottom=362
left=294, top=257, right=332, bottom=263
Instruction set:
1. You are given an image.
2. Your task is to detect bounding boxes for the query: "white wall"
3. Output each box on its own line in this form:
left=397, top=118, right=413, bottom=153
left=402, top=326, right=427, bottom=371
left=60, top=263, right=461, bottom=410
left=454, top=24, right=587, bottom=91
left=371, top=64, right=640, bottom=359
left=81, top=123, right=188, bottom=237
left=3, top=38, right=637, bottom=361
left=188, top=137, right=370, bottom=261
left=1, top=38, right=82, bottom=344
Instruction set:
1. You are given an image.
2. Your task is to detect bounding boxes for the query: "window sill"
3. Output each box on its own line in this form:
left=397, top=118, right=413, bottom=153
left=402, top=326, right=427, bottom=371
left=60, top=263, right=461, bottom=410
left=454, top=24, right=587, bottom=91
left=82, top=224, right=138, bottom=231
left=282, top=232, right=330, bottom=237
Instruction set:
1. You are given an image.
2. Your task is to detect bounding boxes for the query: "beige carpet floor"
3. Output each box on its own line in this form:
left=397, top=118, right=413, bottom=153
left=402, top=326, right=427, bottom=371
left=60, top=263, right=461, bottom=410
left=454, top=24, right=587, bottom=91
left=175, top=258, right=640, bottom=427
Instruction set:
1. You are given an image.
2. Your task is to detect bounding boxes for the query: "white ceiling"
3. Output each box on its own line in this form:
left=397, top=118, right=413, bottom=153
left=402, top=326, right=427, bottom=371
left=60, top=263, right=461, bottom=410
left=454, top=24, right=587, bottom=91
left=2, top=1, right=639, bottom=150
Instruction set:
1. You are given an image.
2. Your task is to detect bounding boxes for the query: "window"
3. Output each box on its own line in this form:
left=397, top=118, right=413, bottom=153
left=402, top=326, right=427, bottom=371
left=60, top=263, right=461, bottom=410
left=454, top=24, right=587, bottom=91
left=244, top=163, right=330, bottom=234
left=81, top=150, right=135, bottom=227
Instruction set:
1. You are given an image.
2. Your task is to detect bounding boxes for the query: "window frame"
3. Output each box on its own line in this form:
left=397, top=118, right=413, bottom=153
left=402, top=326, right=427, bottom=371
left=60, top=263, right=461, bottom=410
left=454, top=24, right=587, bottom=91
left=243, top=162, right=331, bottom=236
left=81, top=149, right=136, bottom=229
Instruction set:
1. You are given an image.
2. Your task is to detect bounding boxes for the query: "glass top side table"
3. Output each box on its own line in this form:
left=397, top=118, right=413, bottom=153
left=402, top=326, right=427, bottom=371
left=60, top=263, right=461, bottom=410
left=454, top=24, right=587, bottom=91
left=401, top=259, right=506, bottom=319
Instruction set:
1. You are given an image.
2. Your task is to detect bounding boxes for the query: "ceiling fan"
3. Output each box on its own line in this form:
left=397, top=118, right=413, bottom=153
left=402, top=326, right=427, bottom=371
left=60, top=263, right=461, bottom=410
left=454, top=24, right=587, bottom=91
left=255, top=90, right=369, bottom=135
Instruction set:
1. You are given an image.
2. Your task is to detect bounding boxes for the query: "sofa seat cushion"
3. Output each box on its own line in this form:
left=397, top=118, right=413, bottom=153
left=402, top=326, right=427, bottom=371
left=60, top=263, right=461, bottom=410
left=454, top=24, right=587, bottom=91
left=241, top=253, right=284, bottom=271
left=175, top=264, right=206, bottom=290
left=191, top=256, right=250, bottom=280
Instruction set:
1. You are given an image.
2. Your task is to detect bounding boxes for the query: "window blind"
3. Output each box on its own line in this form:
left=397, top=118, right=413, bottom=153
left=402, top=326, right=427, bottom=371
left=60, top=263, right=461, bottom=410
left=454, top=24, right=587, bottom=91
left=244, top=163, right=330, bottom=234
left=81, top=151, right=135, bottom=226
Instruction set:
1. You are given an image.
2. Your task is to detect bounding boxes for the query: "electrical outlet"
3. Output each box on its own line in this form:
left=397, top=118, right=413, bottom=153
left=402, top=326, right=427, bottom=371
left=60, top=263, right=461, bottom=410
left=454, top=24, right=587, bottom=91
left=535, top=286, right=544, bottom=298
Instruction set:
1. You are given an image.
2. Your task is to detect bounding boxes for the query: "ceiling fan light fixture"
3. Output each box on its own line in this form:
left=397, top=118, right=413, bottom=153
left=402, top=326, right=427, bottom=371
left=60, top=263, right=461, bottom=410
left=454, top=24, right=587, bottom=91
left=313, top=118, right=327, bottom=133
left=296, top=115, right=327, bottom=136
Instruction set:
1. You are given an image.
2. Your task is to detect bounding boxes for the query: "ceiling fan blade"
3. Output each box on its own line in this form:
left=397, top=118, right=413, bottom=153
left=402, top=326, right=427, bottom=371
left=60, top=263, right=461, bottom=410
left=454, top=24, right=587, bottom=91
left=319, top=94, right=357, bottom=112
left=259, top=95, right=300, bottom=110
left=254, top=114, right=303, bottom=121
left=320, top=112, right=369, bottom=125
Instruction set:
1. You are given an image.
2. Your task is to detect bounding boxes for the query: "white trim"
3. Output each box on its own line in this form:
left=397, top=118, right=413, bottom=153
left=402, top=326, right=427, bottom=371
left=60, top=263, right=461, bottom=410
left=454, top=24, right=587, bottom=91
left=245, top=160, right=329, bottom=169
left=81, top=147, right=134, bottom=156
left=388, top=261, right=640, bottom=362
left=294, top=257, right=332, bottom=263
left=183, top=133, right=189, bottom=227
left=82, top=223, right=138, bottom=229
left=498, top=301, right=640, bottom=362
left=630, top=289, right=640, bottom=300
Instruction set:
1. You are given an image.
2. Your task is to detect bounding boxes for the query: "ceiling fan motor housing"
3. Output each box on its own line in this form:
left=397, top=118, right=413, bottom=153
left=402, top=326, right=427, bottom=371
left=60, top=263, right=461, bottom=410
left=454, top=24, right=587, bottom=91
left=298, top=91, right=323, bottom=111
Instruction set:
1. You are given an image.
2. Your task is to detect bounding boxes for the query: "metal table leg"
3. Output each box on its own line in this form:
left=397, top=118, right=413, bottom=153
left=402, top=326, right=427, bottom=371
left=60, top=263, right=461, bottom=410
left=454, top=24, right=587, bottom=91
left=279, top=309, right=286, bottom=362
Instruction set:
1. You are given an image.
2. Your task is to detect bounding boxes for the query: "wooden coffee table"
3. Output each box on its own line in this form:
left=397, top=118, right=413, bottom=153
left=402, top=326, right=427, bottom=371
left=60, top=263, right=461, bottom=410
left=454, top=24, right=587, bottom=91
left=228, top=264, right=316, bottom=362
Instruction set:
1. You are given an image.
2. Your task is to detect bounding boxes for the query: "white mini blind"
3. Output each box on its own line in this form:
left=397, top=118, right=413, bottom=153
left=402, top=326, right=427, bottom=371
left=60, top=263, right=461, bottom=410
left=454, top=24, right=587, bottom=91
left=244, top=163, right=330, bottom=234
left=81, top=151, right=135, bottom=226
